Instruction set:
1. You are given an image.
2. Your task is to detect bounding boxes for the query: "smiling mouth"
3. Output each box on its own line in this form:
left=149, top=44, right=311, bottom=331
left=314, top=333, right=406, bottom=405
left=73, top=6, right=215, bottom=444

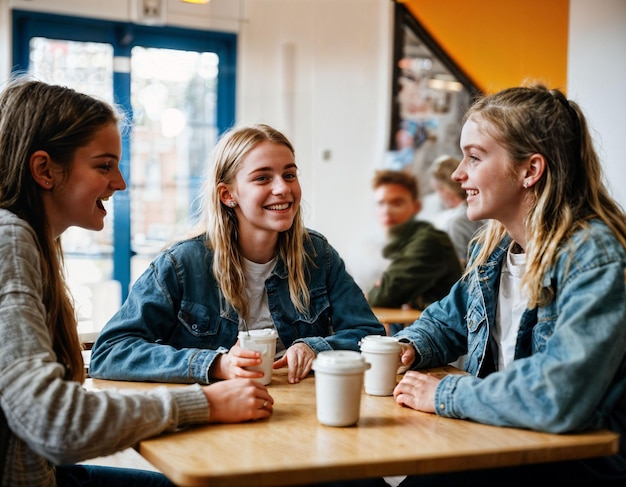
left=97, top=196, right=110, bottom=211
left=265, top=203, right=291, bottom=210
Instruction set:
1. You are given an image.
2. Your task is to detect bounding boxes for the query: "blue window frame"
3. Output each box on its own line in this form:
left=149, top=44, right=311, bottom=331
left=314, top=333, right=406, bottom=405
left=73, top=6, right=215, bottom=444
left=12, top=10, right=236, bottom=299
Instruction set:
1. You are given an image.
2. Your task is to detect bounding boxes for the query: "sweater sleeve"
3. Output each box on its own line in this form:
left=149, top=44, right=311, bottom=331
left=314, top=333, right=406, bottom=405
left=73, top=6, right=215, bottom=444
left=0, top=216, right=209, bottom=466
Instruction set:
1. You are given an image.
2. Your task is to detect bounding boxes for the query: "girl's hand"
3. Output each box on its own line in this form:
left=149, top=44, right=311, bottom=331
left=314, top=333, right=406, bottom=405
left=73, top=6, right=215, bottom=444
left=272, top=342, right=315, bottom=384
left=392, top=370, right=440, bottom=413
left=212, top=341, right=264, bottom=380
left=203, top=378, right=274, bottom=422
left=399, top=342, right=416, bottom=367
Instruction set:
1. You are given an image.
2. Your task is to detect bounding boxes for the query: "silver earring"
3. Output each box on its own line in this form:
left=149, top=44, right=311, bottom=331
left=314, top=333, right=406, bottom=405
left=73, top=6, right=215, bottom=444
left=523, top=182, right=528, bottom=189
left=229, top=201, right=236, bottom=208
left=45, top=181, right=50, bottom=186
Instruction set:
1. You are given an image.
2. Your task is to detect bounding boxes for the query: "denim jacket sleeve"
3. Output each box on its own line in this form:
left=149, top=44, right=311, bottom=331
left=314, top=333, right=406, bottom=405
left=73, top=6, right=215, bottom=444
left=394, top=275, right=473, bottom=367
left=288, top=231, right=386, bottom=353
left=398, top=222, right=626, bottom=435
left=90, top=238, right=228, bottom=384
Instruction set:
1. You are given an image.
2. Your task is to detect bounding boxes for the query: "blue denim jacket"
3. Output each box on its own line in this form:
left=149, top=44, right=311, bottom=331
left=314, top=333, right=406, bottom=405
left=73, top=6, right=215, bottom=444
left=396, top=220, right=626, bottom=474
left=90, top=230, right=385, bottom=384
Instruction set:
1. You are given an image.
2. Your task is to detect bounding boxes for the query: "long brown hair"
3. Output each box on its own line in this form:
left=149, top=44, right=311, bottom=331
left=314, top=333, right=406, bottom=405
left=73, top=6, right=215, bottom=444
left=198, top=124, right=311, bottom=321
left=0, top=78, right=120, bottom=382
left=464, top=84, right=626, bottom=307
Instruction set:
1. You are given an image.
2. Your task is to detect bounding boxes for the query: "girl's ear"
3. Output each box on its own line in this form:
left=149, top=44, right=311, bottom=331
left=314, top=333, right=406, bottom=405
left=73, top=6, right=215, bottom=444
left=523, top=153, right=546, bottom=189
left=217, top=182, right=236, bottom=207
left=30, top=150, right=55, bottom=189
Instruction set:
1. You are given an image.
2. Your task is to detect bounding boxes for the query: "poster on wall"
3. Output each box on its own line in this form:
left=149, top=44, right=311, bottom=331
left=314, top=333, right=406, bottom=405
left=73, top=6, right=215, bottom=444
left=387, top=4, right=480, bottom=198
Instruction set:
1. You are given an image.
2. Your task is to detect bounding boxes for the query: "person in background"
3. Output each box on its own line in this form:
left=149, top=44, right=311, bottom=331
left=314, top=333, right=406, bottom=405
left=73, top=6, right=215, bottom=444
left=90, top=124, right=384, bottom=386
left=367, top=169, right=462, bottom=334
left=428, top=154, right=486, bottom=266
left=394, top=84, right=626, bottom=485
left=0, top=78, right=274, bottom=487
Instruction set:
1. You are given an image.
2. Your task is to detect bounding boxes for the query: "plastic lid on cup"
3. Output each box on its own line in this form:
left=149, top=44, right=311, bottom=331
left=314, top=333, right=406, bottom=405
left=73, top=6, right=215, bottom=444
left=312, top=350, right=371, bottom=374
left=359, top=335, right=402, bottom=352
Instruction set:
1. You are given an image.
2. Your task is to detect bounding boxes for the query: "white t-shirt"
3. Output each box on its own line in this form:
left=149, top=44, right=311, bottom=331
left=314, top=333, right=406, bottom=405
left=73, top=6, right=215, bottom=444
left=494, top=245, right=527, bottom=370
left=241, top=257, right=286, bottom=357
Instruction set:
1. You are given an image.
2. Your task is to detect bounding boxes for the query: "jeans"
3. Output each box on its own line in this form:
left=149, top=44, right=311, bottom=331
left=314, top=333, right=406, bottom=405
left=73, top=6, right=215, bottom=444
left=55, top=465, right=175, bottom=487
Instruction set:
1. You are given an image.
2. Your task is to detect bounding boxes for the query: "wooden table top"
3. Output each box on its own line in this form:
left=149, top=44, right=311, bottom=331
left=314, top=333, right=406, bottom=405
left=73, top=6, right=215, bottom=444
left=371, top=306, right=422, bottom=324
left=87, top=367, right=619, bottom=487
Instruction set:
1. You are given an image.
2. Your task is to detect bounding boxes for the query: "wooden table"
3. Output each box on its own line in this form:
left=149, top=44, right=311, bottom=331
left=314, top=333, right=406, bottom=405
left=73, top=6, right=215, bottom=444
left=371, top=307, right=422, bottom=335
left=371, top=307, right=422, bottom=324
left=87, top=367, right=619, bottom=487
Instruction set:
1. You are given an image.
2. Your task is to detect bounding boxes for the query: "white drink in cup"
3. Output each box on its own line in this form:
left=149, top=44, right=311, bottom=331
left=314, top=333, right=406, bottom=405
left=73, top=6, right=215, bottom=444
left=238, top=328, right=278, bottom=385
left=359, top=335, right=402, bottom=396
left=312, top=350, right=370, bottom=427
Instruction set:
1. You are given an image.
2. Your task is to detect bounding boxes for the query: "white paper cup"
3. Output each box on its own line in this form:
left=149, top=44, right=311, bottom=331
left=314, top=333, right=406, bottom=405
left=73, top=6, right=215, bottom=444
left=312, top=350, right=370, bottom=427
left=359, top=335, right=402, bottom=396
left=238, top=329, right=278, bottom=385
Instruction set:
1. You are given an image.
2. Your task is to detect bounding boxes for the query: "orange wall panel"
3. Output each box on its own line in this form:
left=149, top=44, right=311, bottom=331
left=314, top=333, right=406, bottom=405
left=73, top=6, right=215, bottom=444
left=401, top=0, right=569, bottom=93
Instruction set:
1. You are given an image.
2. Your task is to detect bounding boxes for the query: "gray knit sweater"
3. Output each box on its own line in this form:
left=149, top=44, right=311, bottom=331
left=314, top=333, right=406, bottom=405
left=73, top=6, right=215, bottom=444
left=0, top=209, right=209, bottom=486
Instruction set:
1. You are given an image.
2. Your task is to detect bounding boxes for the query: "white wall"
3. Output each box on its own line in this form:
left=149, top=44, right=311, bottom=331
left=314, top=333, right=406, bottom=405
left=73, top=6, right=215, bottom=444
left=237, top=0, right=393, bottom=289
left=568, top=0, right=626, bottom=211
left=1, top=0, right=625, bottom=291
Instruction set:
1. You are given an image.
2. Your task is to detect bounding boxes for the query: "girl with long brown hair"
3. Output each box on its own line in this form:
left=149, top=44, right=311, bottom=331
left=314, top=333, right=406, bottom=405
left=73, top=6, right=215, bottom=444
left=0, top=78, right=273, bottom=487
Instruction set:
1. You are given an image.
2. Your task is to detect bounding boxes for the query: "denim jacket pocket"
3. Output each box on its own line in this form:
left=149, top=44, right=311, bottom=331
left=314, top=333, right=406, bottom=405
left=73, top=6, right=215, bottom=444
left=292, top=290, right=331, bottom=334
left=178, top=300, right=220, bottom=337
left=466, top=302, right=486, bottom=334
left=531, top=316, right=555, bottom=352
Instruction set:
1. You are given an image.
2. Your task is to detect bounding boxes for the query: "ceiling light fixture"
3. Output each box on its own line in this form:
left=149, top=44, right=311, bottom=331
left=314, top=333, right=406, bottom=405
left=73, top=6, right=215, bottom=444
left=182, top=0, right=210, bottom=4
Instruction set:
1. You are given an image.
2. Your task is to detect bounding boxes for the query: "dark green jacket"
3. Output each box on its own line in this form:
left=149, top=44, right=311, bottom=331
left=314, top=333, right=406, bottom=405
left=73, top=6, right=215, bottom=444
left=368, top=219, right=462, bottom=310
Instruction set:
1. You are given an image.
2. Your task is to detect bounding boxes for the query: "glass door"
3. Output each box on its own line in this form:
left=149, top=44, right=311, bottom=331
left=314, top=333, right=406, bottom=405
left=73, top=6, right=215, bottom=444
left=129, top=46, right=219, bottom=280
left=12, top=10, right=236, bottom=324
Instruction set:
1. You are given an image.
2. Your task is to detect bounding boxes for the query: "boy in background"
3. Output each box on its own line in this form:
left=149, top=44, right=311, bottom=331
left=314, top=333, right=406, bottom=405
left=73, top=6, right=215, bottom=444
left=367, top=170, right=462, bottom=334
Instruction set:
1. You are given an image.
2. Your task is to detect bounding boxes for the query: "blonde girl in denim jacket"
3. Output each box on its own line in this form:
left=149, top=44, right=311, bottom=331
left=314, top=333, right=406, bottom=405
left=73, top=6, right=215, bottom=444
left=394, top=84, right=626, bottom=485
left=90, top=124, right=384, bottom=386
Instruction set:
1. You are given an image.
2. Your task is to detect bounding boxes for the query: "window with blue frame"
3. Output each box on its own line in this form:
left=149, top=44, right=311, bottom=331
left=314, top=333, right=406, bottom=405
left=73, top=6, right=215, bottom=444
left=12, top=10, right=236, bottom=310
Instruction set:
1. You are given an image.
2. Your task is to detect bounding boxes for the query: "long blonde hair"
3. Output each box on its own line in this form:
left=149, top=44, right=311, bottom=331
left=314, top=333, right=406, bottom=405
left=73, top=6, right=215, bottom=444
left=465, top=84, right=626, bottom=308
left=200, top=124, right=311, bottom=321
left=0, top=78, right=121, bottom=383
